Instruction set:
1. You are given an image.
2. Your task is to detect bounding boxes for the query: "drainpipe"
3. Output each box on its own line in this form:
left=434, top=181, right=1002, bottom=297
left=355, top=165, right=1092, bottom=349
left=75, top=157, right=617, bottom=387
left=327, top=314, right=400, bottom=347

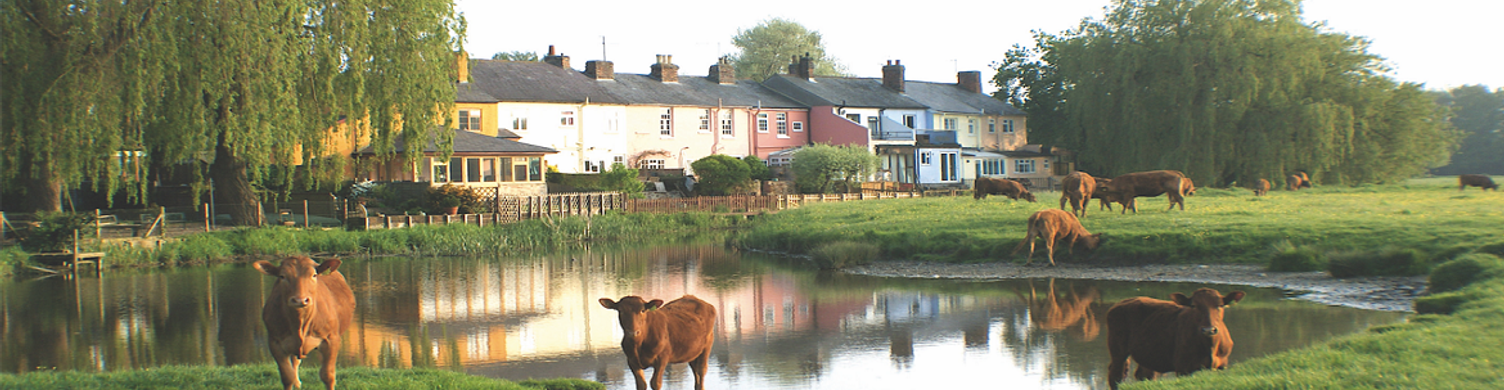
left=578, top=97, right=588, bottom=173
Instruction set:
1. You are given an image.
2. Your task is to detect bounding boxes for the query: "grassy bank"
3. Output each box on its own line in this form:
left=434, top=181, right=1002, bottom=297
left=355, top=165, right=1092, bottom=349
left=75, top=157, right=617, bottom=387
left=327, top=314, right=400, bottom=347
left=734, top=181, right=1504, bottom=273
left=0, top=364, right=602, bottom=390
left=4, top=211, right=748, bottom=275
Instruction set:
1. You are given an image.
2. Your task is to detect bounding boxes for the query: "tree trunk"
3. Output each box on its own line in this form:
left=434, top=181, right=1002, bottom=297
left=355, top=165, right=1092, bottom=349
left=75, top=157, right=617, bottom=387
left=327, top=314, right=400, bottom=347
left=211, top=135, right=260, bottom=226
left=18, top=152, right=63, bottom=212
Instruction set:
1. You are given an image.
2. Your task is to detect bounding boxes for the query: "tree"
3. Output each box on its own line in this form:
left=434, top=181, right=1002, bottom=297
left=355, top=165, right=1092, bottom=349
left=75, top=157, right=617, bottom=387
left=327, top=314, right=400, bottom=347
left=1, top=0, right=464, bottom=223
left=599, top=163, right=646, bottom=198
left=994, top=0, right=1457, bottom=186
left=743, top=155, right=772, bottom=181
left=1431, top=85, right=1503, bottom=175
left=730, top=18, right=848, bottom=82
left=791, top=144, right=879, bottom=194
left=690, top=154, right=751, bottom=196
left=491, top=51, right=539, bottom=61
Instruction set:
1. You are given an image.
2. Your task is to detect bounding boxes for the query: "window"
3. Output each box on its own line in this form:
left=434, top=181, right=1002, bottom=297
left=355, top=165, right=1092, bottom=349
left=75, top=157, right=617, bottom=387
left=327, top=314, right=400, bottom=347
left=584, top=160, right=603, bottom=173
left=498, top=157, right=512, bottom=181
left=1001, top=119, right=1015, bottom=133
left=479, top=158, right=496, bottom=181
left=941, top=152, right=958, bottom=181
left=967, top=119, right=977, bottom=134
left=977, top=159, right=1004, bottom=175
left=1015, top=159, right=1036, bottom=174
left=560, top=110, right=575, bottom=126
left=659, top=108, right=673, bottom=136
left=606, top=112, right=620, bottom=133
left=943, top=118, right=958, bottom=130
left=720, top=111, right=733, bottom=136
left=641, top=159, right=665, bottom=169
left=699, top=109, right=711, bottom=131
left=776, top=113, right=788, bottom=136
left=845, top=113, right=860, bottom=123
left=792, top=121, right=804, bottom=132
left=867, top=117, right=879, bottom=132
left=431, top=158, right=450, bottom=182
left=988, top=118, right=996, bottom=133
left=903, top=115, right=916, bottom=128
left=920, top=152, right=932, bottom=165
left=511, top=116, right=528, bottom=130
left=757, top=113, right=769, bottom=133
left=458, top=110, right=481, bottom=131
left=528, top=157, right=542, bottom=181
left=613, top=155, right=625, bottom=168
left=466, top=158, right=482, bottom=182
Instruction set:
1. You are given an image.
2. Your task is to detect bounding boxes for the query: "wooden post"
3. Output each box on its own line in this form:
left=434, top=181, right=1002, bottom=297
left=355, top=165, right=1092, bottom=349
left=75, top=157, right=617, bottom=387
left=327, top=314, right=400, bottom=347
left=204, top=203, right=211, bottom=232
left=303, top=200, right=309, bottom=228
left=95, top=209, right=103, bottom=243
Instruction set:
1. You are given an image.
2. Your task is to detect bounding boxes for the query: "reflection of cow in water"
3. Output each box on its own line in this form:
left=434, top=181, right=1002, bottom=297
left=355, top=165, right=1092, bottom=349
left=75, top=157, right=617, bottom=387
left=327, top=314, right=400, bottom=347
left=1018, top=278, right=1102, bottom=341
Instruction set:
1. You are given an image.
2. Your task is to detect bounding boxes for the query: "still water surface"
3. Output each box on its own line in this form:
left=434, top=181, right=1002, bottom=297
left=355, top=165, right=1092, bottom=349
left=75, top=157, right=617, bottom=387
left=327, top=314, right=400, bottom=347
left=1, top=242, right=1406, bottom=389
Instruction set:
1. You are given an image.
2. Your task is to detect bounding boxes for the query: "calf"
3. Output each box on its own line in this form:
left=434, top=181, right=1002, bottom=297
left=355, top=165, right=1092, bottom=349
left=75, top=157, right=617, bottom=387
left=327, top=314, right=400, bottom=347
left=1459, top=174, right=1498, bottom=191
left=1011, top=209, right=1104, bottom=266
left=1251, top=179, right=1270, bottom=196
left=600, top=295, right=717, bottom=390
left=254, top=256, right=356, bottom=390
left=1059, top=171, right=1098, bottom=218
left=1101, top=170, right=1189, bottom=213
left=1106, top=288, right=1246, bottom=390
left=974, top=177, right=1037, bottom=202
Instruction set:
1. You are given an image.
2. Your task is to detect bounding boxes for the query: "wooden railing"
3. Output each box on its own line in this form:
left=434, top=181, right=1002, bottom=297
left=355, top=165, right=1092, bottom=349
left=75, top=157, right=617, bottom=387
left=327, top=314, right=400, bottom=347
left=628, top=195, right=778, bottom=214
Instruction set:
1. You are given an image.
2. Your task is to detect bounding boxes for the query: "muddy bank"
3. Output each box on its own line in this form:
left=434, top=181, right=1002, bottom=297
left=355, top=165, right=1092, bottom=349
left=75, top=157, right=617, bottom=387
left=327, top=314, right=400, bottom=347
left=844, top=262, right=1426, bottom=312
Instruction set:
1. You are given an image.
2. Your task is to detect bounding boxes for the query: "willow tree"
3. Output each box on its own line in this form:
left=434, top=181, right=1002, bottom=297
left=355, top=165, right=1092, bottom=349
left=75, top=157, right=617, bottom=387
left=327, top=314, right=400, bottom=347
left=994, top=0, right=1457, bottom=186
left=2, top=0, right=464, bottom=224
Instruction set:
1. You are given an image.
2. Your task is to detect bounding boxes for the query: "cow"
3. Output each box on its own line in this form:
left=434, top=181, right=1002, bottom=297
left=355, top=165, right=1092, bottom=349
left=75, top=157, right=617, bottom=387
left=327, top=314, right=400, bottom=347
left=254, top=256, right=356, bottom=390
left=1100, top=170, right=1190, bottom=213
left=600, top=295, right=717, bottom=390
left=1459, top=174, right=1498, bottom=191
left=1059, top=171, right=1098, bottom=218
left=1251, top=179, right=1270, bottom=196
left=1011, top=209, right=1104, bottom=266
left=974, top=177, right=1037, bottom=202
left=1019, top=278, right=1102, bottom=341
left=1286, top=172, right=1312, bottom=191
left=1092, top=178, right=1118, bottom=211
left=1105, top=288, right=1246, bottom=390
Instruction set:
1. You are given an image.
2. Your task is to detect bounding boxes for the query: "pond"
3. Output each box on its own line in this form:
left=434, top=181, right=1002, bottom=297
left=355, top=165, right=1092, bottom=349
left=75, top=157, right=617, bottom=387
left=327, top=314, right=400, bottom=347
left=0, top=242, right=1406, bottom=389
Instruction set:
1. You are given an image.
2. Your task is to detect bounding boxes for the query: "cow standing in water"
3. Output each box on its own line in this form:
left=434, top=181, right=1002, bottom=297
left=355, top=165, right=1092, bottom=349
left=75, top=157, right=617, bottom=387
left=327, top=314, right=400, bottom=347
left=600, top=295, right=717, bottom=390
left=1105, top=288, right=1246, bottom=390
left=254, top=256, right=356, bottom=390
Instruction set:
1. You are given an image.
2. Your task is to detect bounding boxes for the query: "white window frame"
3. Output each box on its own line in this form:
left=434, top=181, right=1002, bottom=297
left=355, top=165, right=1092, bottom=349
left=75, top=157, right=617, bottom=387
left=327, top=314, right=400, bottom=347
left=776, top=113, right=788, bottom=136
left=511, top=114, right=529, bottom=130
left=757, top=113, right=769, bottom=133
left=430, top=158, right=450, bottom=182
left=1014, top=159, right=1036, bottom=174
left=920, top=152, right=932, bottom=166
left=560, top=110, right=576, bottom=127
left=943, top=118, right=958, bottom=130
left=459, top=109, right=482, bottom=131
left=967, top=118, right=977, bottom=134
left=720, top=111, right=733, bottom=136
left=1001, top=119, right=1015, bottom=134
left=642, top=159, right=665, bottom=169
left=659, top=108, right=673, bottom=136
left=792, top=121, right=804, bottom=132
left=903, top=115, right=916, bottom=129
left=699, top=109, right=711, bottom=132
left=988, top=118, right=996, bottom=133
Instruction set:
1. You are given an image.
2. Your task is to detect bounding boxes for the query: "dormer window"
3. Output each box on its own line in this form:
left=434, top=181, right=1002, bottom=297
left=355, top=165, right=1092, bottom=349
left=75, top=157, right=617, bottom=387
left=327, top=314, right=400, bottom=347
left=458, top=110, right=481, bottom=131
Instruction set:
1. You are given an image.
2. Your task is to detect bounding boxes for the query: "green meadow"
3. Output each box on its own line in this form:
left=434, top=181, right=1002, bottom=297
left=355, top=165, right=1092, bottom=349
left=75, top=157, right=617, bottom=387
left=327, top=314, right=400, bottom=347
left=0, top=364, right=602, bottom=390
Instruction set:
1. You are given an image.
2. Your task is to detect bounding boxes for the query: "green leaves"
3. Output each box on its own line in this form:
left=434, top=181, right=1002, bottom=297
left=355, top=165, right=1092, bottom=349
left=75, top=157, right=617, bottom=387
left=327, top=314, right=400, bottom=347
left=729, top=18, right=849, bottom=82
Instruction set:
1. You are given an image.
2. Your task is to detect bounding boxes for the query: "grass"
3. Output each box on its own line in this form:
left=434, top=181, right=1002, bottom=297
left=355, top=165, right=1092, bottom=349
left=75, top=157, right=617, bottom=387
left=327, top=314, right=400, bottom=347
left=733, top=181, right=1504, bottom=275
left=0, top=364, right=603, bottom=390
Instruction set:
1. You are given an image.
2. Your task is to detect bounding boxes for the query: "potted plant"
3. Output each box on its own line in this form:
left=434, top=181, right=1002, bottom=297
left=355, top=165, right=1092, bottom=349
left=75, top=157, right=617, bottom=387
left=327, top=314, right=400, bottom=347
left=437, top=195, right=461, bottom=215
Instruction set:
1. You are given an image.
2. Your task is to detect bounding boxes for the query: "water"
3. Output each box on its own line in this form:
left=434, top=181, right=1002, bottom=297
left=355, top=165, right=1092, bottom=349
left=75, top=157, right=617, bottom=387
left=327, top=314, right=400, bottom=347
left=0, top=243, right=1406, bottom=389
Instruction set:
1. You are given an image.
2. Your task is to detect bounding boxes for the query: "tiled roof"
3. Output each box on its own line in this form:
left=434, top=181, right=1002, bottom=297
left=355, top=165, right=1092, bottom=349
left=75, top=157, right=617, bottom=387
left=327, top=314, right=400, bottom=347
left=455, top=83, right=499, bottom=103
left=761, top=74, right=928, bottom=109
left=354, top=129, right=556, bottom=155
left=465, top=60, right=622, bottom=104
left=905, top=82, right=1025, bottom=116
left=464, top=59, right=804, bottom=108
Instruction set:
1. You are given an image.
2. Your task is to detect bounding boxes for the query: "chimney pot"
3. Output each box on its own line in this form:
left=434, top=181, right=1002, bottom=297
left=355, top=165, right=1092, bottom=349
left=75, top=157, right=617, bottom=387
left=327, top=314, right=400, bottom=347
left=543, top=45, right=570, bottom=69
left=650, top=54, right=679, bottom=83
left=883, top=60, right=906, bottom=93
left=585, top=60, right=615, bottom=80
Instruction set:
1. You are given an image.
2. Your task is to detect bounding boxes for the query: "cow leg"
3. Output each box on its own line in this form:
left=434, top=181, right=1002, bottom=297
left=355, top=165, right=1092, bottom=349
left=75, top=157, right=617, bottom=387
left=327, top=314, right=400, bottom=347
left=629, top=366, right=649, bottom=390
left=691, top=348, right=711, bottom=390
left=269, top=341, right=301, bottom=390
left=1134, top=365, right=1159, bottom=380
left=1012, top=229, right=1038, bottom=265
left=650, top=363, right=667, bottom=390
left=1044, top=231, right=1057, bottom=266
left=318, top=336, right=341, bottom=390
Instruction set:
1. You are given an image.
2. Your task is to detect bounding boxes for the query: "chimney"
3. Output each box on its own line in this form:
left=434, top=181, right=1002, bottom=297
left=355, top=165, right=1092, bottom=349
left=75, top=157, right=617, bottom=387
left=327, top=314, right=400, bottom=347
left=543, top=45, right=570, bottom=69
left=883, top=60, right=905, bottom=93
left=455, top=51, right=469, bottom=83
left=794, top=54, right=814, bottom=80
left=650, top=54, right=679, bottom=83
left=709, top=57, right=735, bottom=84
left=958, top=71, right=982, bottom=94
left=585, top=60, right=614, bottom=80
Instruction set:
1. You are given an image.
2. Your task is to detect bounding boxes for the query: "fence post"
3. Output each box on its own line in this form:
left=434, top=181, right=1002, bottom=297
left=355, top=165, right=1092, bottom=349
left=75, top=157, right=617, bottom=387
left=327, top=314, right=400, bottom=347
left=303, top=200, right=310, bottom=228
left=204, top=203, right=211, bottom=232
left=95, top=209, right=103, bottom=242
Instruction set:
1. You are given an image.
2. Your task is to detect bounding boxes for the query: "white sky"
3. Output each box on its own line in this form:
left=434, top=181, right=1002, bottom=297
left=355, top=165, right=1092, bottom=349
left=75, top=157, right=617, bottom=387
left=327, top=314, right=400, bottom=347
left=455, top=0, right=1502, bottom=93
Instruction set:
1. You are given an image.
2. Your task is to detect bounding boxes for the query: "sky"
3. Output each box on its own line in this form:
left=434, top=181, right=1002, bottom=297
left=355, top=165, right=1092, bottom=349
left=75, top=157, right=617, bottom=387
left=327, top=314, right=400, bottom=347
left=454, top=0, right=1502, bottom=93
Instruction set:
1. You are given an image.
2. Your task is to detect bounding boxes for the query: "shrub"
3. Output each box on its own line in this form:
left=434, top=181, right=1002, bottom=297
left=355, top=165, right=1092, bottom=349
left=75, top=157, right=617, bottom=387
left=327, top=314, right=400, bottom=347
left=743, top=155, right=773, bottom=181
left=690, top=154, right=751, bottom=196
left=1475, top=241, right=1504, bottom=257
left=599, top=163, right=646, bottom=198
left=1327, top=248, right=1428, bottom=278
left=1268, top=241, right=1325, bottom=272
left=15, top=212, right=93, bottom=252
left=809, top=241, right=880, bottom=269
left=1414, top=291, right=1470, bottom=315
left=1428, top=253, right=1504, bottom=293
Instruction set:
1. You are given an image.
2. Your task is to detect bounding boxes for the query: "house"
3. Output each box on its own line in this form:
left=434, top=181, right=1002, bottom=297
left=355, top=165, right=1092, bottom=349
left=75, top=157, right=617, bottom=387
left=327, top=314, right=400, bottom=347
left=898, top=70, right=1041, bottom=187
left=352, top=128, right=557, bottom=196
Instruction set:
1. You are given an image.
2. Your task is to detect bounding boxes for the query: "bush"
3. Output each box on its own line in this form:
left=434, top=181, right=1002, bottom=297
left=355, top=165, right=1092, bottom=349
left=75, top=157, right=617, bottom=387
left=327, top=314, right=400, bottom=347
left=15, top=212, right=93, bottom=252
left=426, top=184, right=489, bottom=214
left=690, top=154, right=751, bottom=196
left=600, top=163, right=646, bottom=198
left=809, top=241, right=880, bottom=269
left=1268, top=241, right=1325, bottom=272
left=1428, top=253, right=1504, bottom=293
left=1414, top=291, right=1471, bottom=315
left=1327, top=248, right=1428, bottom=278
left=743, top=155, right=773, bottom=181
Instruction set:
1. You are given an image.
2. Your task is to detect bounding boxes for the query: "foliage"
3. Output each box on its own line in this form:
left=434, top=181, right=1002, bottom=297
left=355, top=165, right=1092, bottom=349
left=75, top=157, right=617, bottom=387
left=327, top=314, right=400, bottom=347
left=690, top=154, right=752, bottom=196
left=0, top=364, right=602, bottom=390
left=425, top=185, right=488, bottom=214
left=993, top=0, right=1459, bottom=188
left=15, top=212, right=93, bottom=252
left=1431, top=85, right=1504, bottom=175
left=491, top=51, right=540, bottom=61
left=599, top=163, right=646, bottom=198
left=743, top=155, right=773, bottom=181
left=809, top=241, right=880, bottom=269
left=1326, top=248, right=1428, bottom=278
left=729, top=18, right=849, bottom=82
left=1428, top=253, right=1504, bottom=293
left=1266, top=241, right=1325, bottom=272
left=790, top=144, right=880, bottom=194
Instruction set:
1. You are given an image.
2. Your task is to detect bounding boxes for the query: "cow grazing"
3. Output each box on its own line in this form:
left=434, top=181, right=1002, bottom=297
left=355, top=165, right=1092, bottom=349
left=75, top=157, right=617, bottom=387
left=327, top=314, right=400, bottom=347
left=1251, top=179, right=1270, bottom=196
left=1101, top=170, right=1190, bottom=213
left=1105, top=288, right=1246, bottom=390
left=1286, top=172, right=1313, bottom=191
left=254, top=256, right=356, bottom=390
left=974, top=177, right=1037, bottom=202
left=1059, top=171, right=1098, bottom=218
left=600, top=295, right=717, bottom=390
left=1459, top=174, right=1498, bottom=191
left=1011, top=209, right=1104, bottom=266
left=1092, top=178, right=1118, bottom=211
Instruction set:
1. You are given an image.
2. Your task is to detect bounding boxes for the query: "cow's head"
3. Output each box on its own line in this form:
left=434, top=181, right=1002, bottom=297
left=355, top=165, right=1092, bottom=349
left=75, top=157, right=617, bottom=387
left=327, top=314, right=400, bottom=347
left=599, top=296, right=664, bottom=339
left=1021, top=190, right=1037, bottom=203
left=255, top=256, right=341, bottom=312
left=1082, top=233, right=1106, bottom=251
left=1171, top=288, right=1244, bottom=337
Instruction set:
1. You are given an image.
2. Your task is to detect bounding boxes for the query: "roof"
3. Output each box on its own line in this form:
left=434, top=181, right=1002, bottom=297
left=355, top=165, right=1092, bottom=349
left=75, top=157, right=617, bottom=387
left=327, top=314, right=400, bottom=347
left=904, top=82, right=1025, bottom=116
left=465, top=60, right=622, bottom=104
left=999, top=149, right=1053, bottom=158
left=463, top=59, right=804, bottom=108
left=761, top=74, right=929, bottom=109
left=354, top=129, right=556, bottom=155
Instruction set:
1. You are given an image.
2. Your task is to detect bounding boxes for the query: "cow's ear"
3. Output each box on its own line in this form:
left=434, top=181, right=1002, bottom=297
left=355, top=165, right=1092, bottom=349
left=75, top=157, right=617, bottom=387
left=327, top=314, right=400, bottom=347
left=1223, top=291, right=1246, bottom=306
left=253, top=260, right=279, bottom=277
left=1171, top=293, right=1193, bottom=306
left=646, top=299, right=665, bottom=311
left=316, top=258, right=342, bottom=274
left=599, top=298, right=618, bottom=310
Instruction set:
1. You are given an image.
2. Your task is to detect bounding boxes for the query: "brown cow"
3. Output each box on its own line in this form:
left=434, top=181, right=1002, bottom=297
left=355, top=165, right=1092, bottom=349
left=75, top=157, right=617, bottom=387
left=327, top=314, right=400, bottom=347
left=1251, top=179, right=1270, bottom=196
left=1058, top=171, right=1097, bottom=218
left=254, top=256, right=356, bottom=390
left=1011, top=209, right=1104, bottom=266
left=1459, top=174, right=1498, bottom=191
left=1092, top=178, right=1118, bottom=211
left=974, top=177, right=1037, bottom=202
left=600, top=295, right=717, bottom=390
left=1105, top=288, right=1246, bottom=390
left=1286, top=172, right=1313, bottom=191
left=1018, top=278, right=1102, bottom=341
left=1100, top=170, right=1189, bottom=213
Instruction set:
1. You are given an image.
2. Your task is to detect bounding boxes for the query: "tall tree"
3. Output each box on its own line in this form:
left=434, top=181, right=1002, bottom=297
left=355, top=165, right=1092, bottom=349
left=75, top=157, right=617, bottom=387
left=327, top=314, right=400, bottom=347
left=2, top=0, right=465, bottom=223
left=1431, top=85, right=1503, bottom=175
left=491, top=51, right=539, bottom=61
left=994, top=0, right=1457, bottom=186
left=730, top=18, right=848, bottom=82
